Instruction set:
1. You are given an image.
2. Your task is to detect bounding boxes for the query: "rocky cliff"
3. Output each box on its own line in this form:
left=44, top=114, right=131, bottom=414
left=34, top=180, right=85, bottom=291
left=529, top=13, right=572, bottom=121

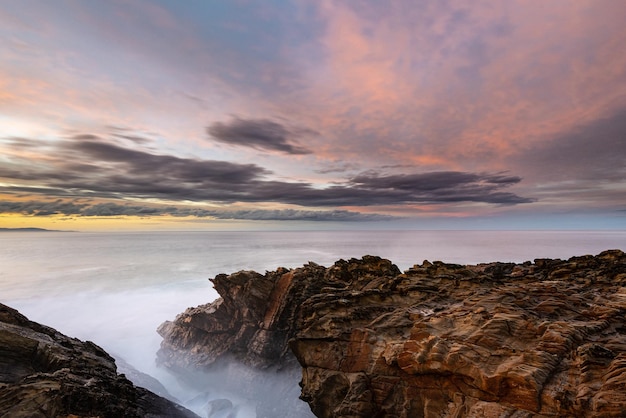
left=0, top=303, right=198, bottom=418
left=158, top=250, right=626, bottom=418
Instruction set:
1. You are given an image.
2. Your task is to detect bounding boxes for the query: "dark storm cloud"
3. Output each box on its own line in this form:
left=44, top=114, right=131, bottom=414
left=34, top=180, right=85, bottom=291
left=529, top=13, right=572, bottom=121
left=0, top=200, right=86, bottom=216
left=0, top=135, right=531, bottom=207
left=80, top=203, right=163, bottom=217
left=0, top=200, right=392, bottom=222
left=520, top=107, right=626, bottom=182
left=207, top=117, right=314, bottom=155
left=61, top=139, right=268, bottom=191
left=205, top=209, right=393, bottom=222
left=511, top=107, right=626, bottom=211
left=348, top=172, right=533, bottom=205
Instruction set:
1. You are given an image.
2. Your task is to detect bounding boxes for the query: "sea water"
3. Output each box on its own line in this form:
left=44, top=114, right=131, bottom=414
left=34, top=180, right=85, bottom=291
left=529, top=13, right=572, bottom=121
left=1, top=230, right=625, bottom=414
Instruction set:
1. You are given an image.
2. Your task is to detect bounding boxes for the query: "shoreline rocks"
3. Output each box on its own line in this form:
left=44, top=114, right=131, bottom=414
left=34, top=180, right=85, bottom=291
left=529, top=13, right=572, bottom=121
left=159, top=250, right=626, bottom=417
left=0, top=303, right=198, bottom=418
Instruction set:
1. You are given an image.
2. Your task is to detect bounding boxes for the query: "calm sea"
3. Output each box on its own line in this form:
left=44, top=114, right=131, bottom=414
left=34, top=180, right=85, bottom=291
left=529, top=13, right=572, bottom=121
left=1, top=230, right=624, bottom=414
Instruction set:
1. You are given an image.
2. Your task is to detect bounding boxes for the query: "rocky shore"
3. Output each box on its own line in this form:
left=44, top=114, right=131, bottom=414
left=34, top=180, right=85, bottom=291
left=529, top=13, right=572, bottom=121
left=0, top=303, right=198, bottom=418
left=1, top=250, right=623, bottom=417
left=158, top=250, right=626, bottom=417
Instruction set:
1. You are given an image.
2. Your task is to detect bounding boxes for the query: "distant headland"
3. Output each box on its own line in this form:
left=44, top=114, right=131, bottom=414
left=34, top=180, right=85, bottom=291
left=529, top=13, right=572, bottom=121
left=0, top=227, right=70, bottom=232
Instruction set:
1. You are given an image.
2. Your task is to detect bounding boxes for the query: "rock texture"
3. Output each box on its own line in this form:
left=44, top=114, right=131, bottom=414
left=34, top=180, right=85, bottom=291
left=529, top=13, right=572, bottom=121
left=157, top=264, right=330, bottom=417
left=0, top=303, right=198, bottom=418
left=158, top=262, right=339, bottom=371
left=158, top=250, right=626, bottom=418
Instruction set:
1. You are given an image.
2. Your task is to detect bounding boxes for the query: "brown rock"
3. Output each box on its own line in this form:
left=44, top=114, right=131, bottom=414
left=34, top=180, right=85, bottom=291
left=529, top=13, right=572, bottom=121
left=157, top=262, right=333, bottom=417
left=292, top=250, right=626, bottom=417
left=158, top=251, right=626, bottom=417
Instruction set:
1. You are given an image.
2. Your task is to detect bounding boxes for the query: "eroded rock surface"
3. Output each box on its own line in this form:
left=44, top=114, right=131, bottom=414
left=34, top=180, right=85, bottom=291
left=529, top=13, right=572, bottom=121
left=158, top=251, right=626, bottom=417
left=157, top=263, right=331, bottom=417
left=0, top=303, right=198, bottom=418
left=158, top=262, right=332, bottom=371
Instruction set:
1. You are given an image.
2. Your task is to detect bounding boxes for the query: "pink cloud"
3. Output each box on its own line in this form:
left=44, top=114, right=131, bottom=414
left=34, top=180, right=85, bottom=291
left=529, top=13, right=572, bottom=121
left=285, top=0, right=626, bottom=172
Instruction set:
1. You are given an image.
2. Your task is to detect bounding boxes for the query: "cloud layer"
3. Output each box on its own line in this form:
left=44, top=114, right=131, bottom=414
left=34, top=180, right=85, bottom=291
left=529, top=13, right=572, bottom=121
left=0, top=135, right=530, bottom=210
left=0, top=200, right=392, bottom=222
left=0, top=1, right=624, bottom=228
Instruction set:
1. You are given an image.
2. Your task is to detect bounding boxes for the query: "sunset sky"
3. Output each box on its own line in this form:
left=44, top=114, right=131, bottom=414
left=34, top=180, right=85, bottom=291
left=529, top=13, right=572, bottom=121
left=1, top=0, right=625, bottom=230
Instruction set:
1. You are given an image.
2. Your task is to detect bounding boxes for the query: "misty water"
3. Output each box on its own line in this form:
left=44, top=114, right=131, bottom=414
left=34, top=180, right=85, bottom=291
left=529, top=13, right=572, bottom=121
left=1, top=230, right=625, bottom=416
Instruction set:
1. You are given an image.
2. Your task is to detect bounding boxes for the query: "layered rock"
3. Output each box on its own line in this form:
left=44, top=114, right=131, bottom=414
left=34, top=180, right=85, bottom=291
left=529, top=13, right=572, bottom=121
left=0, top=303, right=198, bottom=418
left=158, top=251, right=626, bottom=417
left=157, top=263, right=332, bottom=417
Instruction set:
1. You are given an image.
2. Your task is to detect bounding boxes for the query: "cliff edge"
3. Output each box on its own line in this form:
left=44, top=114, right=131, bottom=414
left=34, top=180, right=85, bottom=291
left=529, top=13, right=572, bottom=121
left=158, top=250, right=626, bottom=417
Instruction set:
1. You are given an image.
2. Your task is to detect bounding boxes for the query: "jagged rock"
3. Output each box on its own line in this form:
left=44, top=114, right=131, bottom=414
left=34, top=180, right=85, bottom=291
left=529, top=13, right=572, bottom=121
left=157, top=262, right=330, bottom=371
left=157, top=262, right=330, bottom=417
left=0, top=303, right=198, bottom=418
left=158, top=251, right=626, bottom=418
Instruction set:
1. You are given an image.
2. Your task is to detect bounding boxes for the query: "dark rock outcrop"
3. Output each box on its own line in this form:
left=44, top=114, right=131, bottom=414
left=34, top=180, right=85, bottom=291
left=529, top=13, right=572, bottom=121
left=0, top=303, right=198, bottom=418
left=158, top=251, right=626, bottom=417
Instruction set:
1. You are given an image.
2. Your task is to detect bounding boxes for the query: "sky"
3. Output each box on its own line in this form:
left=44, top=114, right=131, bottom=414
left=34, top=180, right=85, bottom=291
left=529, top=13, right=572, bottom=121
left=0, top=0, right=625, bottom=231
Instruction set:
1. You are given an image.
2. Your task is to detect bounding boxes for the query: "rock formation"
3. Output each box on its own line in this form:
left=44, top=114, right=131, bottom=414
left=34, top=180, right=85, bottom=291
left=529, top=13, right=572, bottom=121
left=157, top=264, right=329, bottom=417
left=0, top=303, right=198, bottom=418
left=158, top=250, right=626, bottom=417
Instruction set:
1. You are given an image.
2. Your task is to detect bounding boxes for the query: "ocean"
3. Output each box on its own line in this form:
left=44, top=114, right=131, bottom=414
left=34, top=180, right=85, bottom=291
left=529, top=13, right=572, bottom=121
left=1, top=230, right=625, bottom=415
